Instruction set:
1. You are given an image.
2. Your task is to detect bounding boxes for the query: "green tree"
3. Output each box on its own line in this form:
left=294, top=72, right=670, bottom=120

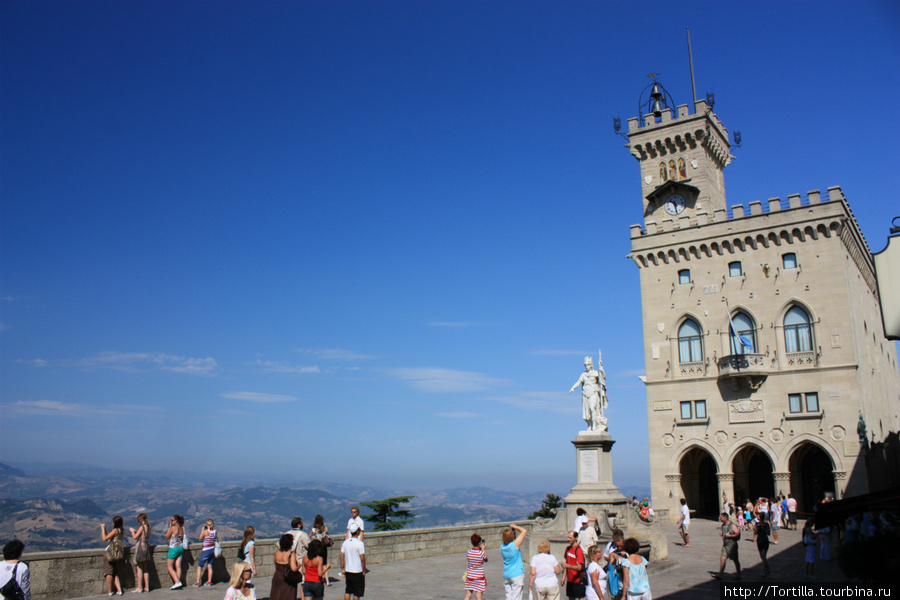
left=360, top=495, right=417, bottom=531
left=528, top=493, right=562, bottom=519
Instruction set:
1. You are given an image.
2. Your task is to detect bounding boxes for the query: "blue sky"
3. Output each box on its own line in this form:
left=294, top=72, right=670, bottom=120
left=2, top=1, right=898, bottom=494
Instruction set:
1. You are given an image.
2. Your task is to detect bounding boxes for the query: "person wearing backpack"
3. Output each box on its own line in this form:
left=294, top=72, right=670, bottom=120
left=561, top=531, right=586, bottom=600
left=1, top=540, right=30, bottom=600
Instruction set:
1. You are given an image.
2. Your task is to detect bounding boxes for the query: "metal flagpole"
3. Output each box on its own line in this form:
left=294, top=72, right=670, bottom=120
left=687, top=28, right=697, bottom=105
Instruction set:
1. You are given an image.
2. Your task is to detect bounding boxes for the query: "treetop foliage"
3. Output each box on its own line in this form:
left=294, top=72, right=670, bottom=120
left=360, top=495, right=416, bottom=531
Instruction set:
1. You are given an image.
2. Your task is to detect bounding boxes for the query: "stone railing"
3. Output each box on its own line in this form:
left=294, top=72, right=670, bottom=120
left=23, top=521, right=528, bottom=600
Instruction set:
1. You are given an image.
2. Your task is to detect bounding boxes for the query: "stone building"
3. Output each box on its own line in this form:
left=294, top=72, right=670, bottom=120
left=625, top=88, right=900, bottom=519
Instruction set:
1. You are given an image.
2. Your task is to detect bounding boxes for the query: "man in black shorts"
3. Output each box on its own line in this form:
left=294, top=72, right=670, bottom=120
left=561, top=530, right=586, bottom=600
left=340, top=524, right=366, bottom=600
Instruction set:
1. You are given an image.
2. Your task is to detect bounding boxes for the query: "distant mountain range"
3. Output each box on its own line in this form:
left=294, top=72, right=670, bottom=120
left=2, top=462, right=603, bottom=551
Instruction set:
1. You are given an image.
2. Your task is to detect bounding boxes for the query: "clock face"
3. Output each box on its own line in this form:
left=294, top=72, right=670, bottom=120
left=664, top=193, right=687, bottom=215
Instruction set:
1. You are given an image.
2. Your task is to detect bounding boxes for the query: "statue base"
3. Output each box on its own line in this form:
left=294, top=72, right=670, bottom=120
left=525, top=429, right=669, bottom=561
left=564, top=431, right=627, bottom=505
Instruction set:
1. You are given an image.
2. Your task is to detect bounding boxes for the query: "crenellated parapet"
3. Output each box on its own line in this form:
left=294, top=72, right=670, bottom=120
left=627, top=186, right=878, bottom=296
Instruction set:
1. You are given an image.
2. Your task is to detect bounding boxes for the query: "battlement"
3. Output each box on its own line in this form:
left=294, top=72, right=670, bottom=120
left=627, top=99, right=728, bottom=138
left=630, top=186, right=852, bottom=237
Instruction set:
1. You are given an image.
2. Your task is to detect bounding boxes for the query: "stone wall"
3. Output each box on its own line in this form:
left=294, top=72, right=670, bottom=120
left=24, top=521, right=529, bottom=600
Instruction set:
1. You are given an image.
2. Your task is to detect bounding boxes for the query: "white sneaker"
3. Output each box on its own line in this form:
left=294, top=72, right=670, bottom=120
left=170, top=582, right=182, bottom=590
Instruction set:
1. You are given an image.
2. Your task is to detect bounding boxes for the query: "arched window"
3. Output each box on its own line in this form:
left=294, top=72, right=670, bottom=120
left=678, top=319, right=703, bottom=363
left=678, top=157, right=687, bottom=179
left=660, top=162, right=668, bottom=182
left=668, top=159, right=677, bottom=181
left=730, top=311, right=756, bottom=355
left=729, top=261, right=742, bottom=277
left=784, top=306, right=813, bottom=353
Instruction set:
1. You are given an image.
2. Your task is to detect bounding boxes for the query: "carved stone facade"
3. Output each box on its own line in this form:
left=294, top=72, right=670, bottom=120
left=626, top=96, right=900, bottom=520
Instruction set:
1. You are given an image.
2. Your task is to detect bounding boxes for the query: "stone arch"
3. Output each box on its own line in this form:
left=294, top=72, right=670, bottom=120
left=791, top=227, right=805, bottom=242
left=768, top=231, right=781, bottom=246
left=787, top=438, right=838, bottom=513
left=780, top=230, right=792, bottom=244
left=804, top=225, right=817, bottom=240
left=710, top=241, right=722, bottom=255
left=728, top=441, right=777, bottom=505
left=756, top=234, right=768, bottom=248
left=678, top=247, right=689, bottom=261
left=732, top=238, right=745, bottom=252
left=678, top=445, right=722, bottom=518
left=829, top=221, right=842, bottom=236
left=722, top=240, right=733, bottom=254
left=816, top=223, right=830, bottom=238
left=667, top=248, right=679, bottom=263
left=657, top=250, right=668, bottom=265
left=689, top=245, right=700, bottom=259
left=699, top=243, right=711, bottom=257
left=743, top=236, right=756, bottom=250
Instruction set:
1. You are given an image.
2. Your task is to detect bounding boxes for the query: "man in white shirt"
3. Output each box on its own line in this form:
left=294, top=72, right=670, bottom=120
left=577, top=518, right=598, bottom=555
left=678, top=498, right=691, bottom=547
left=346, top=505, right=365, bottom=541
left=283, top=517, right=310, bottom=555
left=341, top=524, right=366, bottom=600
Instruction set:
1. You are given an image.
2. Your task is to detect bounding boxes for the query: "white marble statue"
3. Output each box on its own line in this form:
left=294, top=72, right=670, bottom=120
left=569, top=351, right=608, bottom=432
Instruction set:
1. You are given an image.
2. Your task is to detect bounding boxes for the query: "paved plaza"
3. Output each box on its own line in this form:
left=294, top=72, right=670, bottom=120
left=70, top=518, right=847, bottom=600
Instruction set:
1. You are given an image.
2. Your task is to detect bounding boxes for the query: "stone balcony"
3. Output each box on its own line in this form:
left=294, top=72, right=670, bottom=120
left=716, top=353, right=767, bottom=390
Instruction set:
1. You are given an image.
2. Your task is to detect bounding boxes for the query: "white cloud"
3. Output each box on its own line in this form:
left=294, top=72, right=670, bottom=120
left=16, top=358, right=48, bottom=367
left=387, top=367, right=508, bottom=393
left=219, top=392, right=300, bottom=403
left=73, top=352, right=218, bottom=376
left=250, top=359, right=321, bottom=374
left=5, top=400, right=165, bottom=417
left=296, top=348, right=375, bottom=361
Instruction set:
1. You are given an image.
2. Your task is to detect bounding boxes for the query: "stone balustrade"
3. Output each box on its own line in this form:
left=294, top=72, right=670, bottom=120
left=23, top=521, right=526, bottom=600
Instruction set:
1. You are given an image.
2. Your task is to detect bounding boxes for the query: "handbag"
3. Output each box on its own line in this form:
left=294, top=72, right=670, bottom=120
left=0, top=563, right=25, bottom=600
left=214, top=539, right=222, bottom=558
left=106, top=534, right=125, bottom=562
left=321, top=534, right=333, bottom=548
left=283, top=562, right=303, bottom=586
left=182, top=534, right=189, bottom=550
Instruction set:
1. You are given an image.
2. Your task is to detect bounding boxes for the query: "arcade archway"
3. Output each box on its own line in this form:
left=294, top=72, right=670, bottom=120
left=788, top=443, right=835, bottom=514
left=732, top=445, right=774, bottom=504
left=679, top=447, right=719, bottom=517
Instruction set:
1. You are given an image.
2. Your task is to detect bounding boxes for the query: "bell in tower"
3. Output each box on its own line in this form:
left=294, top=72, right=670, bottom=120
left=624, top=80, right=733, bottom=227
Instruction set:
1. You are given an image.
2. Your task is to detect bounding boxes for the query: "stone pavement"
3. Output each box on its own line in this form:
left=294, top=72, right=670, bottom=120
left=70, top=518, right=846, bottom=600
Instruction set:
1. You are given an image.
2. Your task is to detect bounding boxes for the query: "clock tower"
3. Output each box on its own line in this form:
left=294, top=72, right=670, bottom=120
left=625, top=82, right=732, bottom=226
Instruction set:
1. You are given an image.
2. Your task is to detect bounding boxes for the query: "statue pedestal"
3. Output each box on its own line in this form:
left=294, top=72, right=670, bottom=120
left=564, top=431, right=627, bottom=505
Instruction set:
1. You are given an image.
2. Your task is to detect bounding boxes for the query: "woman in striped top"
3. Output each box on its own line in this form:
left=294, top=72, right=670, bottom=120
left=463, top=533, right=488, bottom=600
left=193, top=518, right=217, bottom=587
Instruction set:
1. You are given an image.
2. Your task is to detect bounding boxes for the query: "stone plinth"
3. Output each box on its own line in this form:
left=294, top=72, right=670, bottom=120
left=564, top=431, right=627, bottom=505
